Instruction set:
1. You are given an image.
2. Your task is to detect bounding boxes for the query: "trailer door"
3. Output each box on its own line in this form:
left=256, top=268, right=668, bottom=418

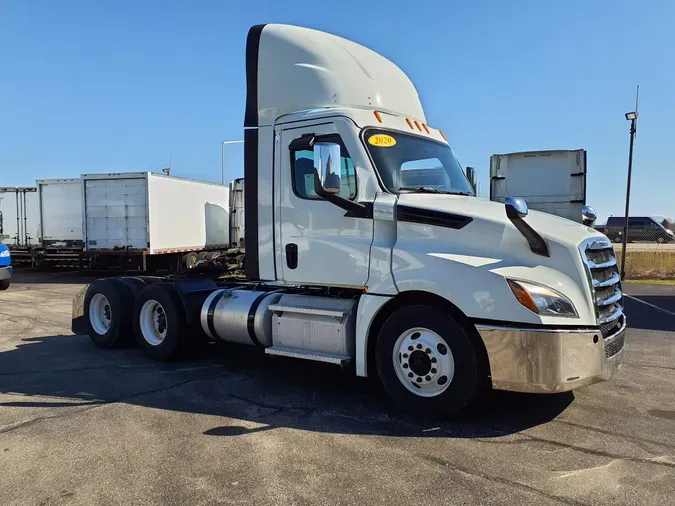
left=40, top=181, right=83, bottom=244
left=84, top=177, right=148, bottom=250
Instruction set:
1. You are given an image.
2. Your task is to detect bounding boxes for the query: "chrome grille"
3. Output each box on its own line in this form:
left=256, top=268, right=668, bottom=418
left=599, top=314, right=623, bottom=338
left=604, top=332, right=625, bottom=358
left=579, top=237, right=624, bottom=343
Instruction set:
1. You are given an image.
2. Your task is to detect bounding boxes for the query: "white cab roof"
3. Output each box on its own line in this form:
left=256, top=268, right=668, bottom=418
left=245, top=24, right=426, bottom=127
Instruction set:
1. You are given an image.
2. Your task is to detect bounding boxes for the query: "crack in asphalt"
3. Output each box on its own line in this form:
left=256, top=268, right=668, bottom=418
left=553, top=419, right=675, bottom=450
left=518, top=433, right=675, bottom=469
left=626, top=362, right=675, bottom=371
left=420, top=454, right=587, bottom=506
left=0, top=310, right=68, bottom=328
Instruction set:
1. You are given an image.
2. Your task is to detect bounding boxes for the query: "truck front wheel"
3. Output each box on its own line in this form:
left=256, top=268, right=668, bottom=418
left=375, top=305, right=481, bottom=415
left=133, top=283, right=190, bottom=361
left=0, top=279, right=10, bottom=291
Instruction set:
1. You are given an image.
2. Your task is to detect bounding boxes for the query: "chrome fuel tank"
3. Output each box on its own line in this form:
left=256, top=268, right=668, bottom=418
left=200, top=289, right=283, bottom=346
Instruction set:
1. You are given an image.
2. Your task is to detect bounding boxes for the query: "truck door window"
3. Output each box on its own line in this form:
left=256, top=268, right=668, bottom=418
left=291, top=137, right=357, bottom=201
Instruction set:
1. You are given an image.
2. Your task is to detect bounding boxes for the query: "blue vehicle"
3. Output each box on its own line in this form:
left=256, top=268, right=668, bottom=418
left=0, top=243, right=11, bottom=290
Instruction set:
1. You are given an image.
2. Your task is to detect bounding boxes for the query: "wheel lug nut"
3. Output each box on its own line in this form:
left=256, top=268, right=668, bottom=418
left=425, top=348, right=431, bottom=354
left=416, top=344, right=422, bottom=349
left=408, top=346, right=413, bottom=351
left=403, top=353, right=408, bottom=358
left=416, top=377, right=422, bottom=383
left=425, top=375, right=431, bottom=381
left=431, top=368, right=437, bottom=374
left=431, top=357, right=437, bottom=363
left=408, top=372, right=413, bottom=378
left=403, top=363, right=409, bottom=369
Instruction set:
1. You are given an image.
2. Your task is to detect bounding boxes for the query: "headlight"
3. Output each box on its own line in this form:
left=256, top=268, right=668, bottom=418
left=507, top=279, right=578, bottom=318
left=0, top=250, right=10, bottom=258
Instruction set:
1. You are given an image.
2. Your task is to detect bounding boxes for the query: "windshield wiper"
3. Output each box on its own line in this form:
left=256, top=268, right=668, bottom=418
left=399, top=187, right=473, bottom=196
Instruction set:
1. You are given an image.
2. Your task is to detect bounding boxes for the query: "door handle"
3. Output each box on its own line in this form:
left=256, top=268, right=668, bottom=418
left=285, top=243, right=298, bottom=269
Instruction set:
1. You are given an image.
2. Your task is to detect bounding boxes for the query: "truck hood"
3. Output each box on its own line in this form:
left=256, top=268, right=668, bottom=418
left=391, top=194, right=606, bottom=326
left=396, top=194, right=602, bottom=248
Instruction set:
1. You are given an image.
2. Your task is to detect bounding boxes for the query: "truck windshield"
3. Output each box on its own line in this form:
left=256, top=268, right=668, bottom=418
left=363, top=129, right=475, bottom=196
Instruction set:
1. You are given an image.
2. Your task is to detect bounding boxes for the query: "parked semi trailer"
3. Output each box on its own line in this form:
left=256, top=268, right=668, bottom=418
left=34, top=178, right=85, bottom=268
left=0, top=187, right=40, bottom=265
left=82, top=172, right=231, bottom=272
left=72, top=24, right=625, bottom=414
left=490, top=149, right=597, bottom=226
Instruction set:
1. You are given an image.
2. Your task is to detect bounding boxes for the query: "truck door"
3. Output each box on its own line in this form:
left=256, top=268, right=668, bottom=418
left=278, top=122, right=373, bottom=287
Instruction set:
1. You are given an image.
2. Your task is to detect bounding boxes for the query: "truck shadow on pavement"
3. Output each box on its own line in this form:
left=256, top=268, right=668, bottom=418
left=0, top=333, right=573, bottom=439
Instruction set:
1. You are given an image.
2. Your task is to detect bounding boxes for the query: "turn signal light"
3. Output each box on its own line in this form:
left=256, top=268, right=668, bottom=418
left=507, top=280, right=539, bottom=314
left=374, top=111, right=383, bottom=123
left=406, top=118, right=414, bottom=129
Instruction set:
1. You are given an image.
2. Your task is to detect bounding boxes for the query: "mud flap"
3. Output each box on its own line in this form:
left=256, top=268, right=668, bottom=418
left=71, top=285, right=89, bottom=335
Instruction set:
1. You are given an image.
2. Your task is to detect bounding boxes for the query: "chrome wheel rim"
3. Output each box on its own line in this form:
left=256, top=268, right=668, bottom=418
left=140, top=299, right=168, bottom=346
left=89, top=293, right=112, bottom=335
left=392, top=327, right=454, bottom=397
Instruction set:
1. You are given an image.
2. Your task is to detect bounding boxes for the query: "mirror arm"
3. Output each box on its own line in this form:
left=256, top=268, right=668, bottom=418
left=505, top=205, right=549, bottom=257
left=313, top=170, right=367, bottom=215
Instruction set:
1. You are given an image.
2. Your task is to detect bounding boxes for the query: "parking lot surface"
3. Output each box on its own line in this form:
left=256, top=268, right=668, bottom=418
left=1, top=270, right=674, bottom=505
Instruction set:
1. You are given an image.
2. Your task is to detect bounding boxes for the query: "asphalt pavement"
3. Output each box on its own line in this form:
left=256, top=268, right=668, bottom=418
left=0, top=270, right=674, bottom=505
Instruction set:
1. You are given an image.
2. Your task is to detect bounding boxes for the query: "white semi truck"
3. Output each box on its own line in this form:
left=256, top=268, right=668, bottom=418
left=72, top=24, right=625, bottom=414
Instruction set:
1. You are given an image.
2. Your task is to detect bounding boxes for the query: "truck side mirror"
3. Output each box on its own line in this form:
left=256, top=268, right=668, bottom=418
left=465, top=166, right=477, bottom=194
left=581, top=205, right=597, bottom=227
left=505, top=197, right=528, bottom=218
left=314, top=142, right=342, bottom=194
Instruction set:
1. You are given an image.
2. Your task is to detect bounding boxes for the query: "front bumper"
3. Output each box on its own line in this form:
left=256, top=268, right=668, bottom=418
left=0, top=266, right=12, bottom=280
left=477, top=318, right=626, bottom=393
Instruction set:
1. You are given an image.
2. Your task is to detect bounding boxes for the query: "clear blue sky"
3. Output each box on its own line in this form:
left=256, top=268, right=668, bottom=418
left=1, top=0, right=673, bottom=222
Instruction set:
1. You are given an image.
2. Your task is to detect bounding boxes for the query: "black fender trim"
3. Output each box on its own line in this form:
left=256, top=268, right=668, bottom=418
left=396, top=205, right=473, bottom=230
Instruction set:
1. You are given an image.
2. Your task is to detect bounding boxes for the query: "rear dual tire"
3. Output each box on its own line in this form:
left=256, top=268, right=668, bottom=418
left=84, top=279, right=139, bottom=348
left=132, top=283, right=192, bottom=361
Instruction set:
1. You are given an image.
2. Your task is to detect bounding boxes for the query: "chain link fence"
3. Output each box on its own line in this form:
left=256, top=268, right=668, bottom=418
left=600, top=217, right=675, bottom=280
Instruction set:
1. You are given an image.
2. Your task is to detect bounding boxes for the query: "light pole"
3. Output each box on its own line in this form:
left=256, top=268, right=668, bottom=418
left=221, top=140, right=244, bottom=185
left=620, top=110, right=638, bottom=281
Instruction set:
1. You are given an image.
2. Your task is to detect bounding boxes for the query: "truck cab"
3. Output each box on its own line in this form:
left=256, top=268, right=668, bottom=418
left=74, top=24, right=625, bottom=414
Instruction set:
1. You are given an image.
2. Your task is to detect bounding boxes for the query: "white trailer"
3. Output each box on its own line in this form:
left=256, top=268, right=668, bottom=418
left=73, top=24, right=624, bottom=416
left=0, top=187, right=40, bottom=265
left=37, top=178, right=83, bottom=248
left=490, top=150, right=588, bottom=223
left=82, top=172, right=230, bottom=271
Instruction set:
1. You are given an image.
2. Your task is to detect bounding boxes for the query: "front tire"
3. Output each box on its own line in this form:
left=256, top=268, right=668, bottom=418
left=0, top=279, right=10, bottom=291
left=376, top=305, right=482, bottom=415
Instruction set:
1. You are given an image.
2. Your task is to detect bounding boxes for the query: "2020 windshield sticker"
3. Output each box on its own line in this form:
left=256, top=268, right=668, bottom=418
left=368, top=134, right=397, bottom=147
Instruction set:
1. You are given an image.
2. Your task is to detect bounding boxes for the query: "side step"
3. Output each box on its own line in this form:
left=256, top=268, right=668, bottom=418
left=265, top=346, right=351, bottom=366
